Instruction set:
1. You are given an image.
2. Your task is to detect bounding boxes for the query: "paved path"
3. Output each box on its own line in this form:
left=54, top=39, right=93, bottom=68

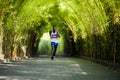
left=0, top=57, right=120, bottom=80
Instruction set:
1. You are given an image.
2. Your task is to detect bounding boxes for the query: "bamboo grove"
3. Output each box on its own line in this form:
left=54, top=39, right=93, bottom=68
left=0, top=0, right=120, bottom=64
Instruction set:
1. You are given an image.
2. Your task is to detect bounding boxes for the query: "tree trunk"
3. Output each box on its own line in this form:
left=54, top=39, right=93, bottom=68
left=0, top=27, right=4, bottom=60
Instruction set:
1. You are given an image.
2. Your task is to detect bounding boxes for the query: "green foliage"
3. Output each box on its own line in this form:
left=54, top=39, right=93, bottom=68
left=38, top=40, right=51, bottom=55
left=0, top=0, right=120, bottom=64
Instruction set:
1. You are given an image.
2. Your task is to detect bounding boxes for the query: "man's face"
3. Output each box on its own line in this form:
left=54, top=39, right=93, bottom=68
left=54, top=27, right=57, bottom=30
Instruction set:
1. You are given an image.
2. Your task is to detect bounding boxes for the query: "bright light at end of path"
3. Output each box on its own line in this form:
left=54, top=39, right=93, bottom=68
left=41, top=33, right=50, bottom=41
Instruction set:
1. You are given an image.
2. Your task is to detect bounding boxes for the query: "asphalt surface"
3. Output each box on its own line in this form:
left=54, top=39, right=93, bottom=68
left=0, top=57, right=120, bottom=80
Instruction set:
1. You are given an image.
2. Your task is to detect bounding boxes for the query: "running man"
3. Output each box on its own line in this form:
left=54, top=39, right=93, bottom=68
left=49, top=25, right=60, bottom=60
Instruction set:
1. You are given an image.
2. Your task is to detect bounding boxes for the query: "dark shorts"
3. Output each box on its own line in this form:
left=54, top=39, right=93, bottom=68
left=51, top=42, right=58, bottom=47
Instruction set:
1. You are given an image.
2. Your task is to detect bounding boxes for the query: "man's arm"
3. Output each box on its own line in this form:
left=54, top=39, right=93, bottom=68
left=49, top=31, right=51, bottom=38
left=57, top=32, right=60, bottom=38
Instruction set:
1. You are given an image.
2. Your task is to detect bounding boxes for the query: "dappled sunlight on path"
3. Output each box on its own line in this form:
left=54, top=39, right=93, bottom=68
left=0, top=57, right=120, bottom=80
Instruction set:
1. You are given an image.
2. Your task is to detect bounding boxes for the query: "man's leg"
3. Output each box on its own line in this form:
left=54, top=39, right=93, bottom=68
left=51, top=46, right=54, bottom=60
left=53, top=43, right=58, bottom=56
left=51, top=42, right=55, bottom=60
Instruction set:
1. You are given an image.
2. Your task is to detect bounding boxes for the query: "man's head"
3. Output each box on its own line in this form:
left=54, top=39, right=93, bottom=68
left=53, top=25, right=57, bottom=32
